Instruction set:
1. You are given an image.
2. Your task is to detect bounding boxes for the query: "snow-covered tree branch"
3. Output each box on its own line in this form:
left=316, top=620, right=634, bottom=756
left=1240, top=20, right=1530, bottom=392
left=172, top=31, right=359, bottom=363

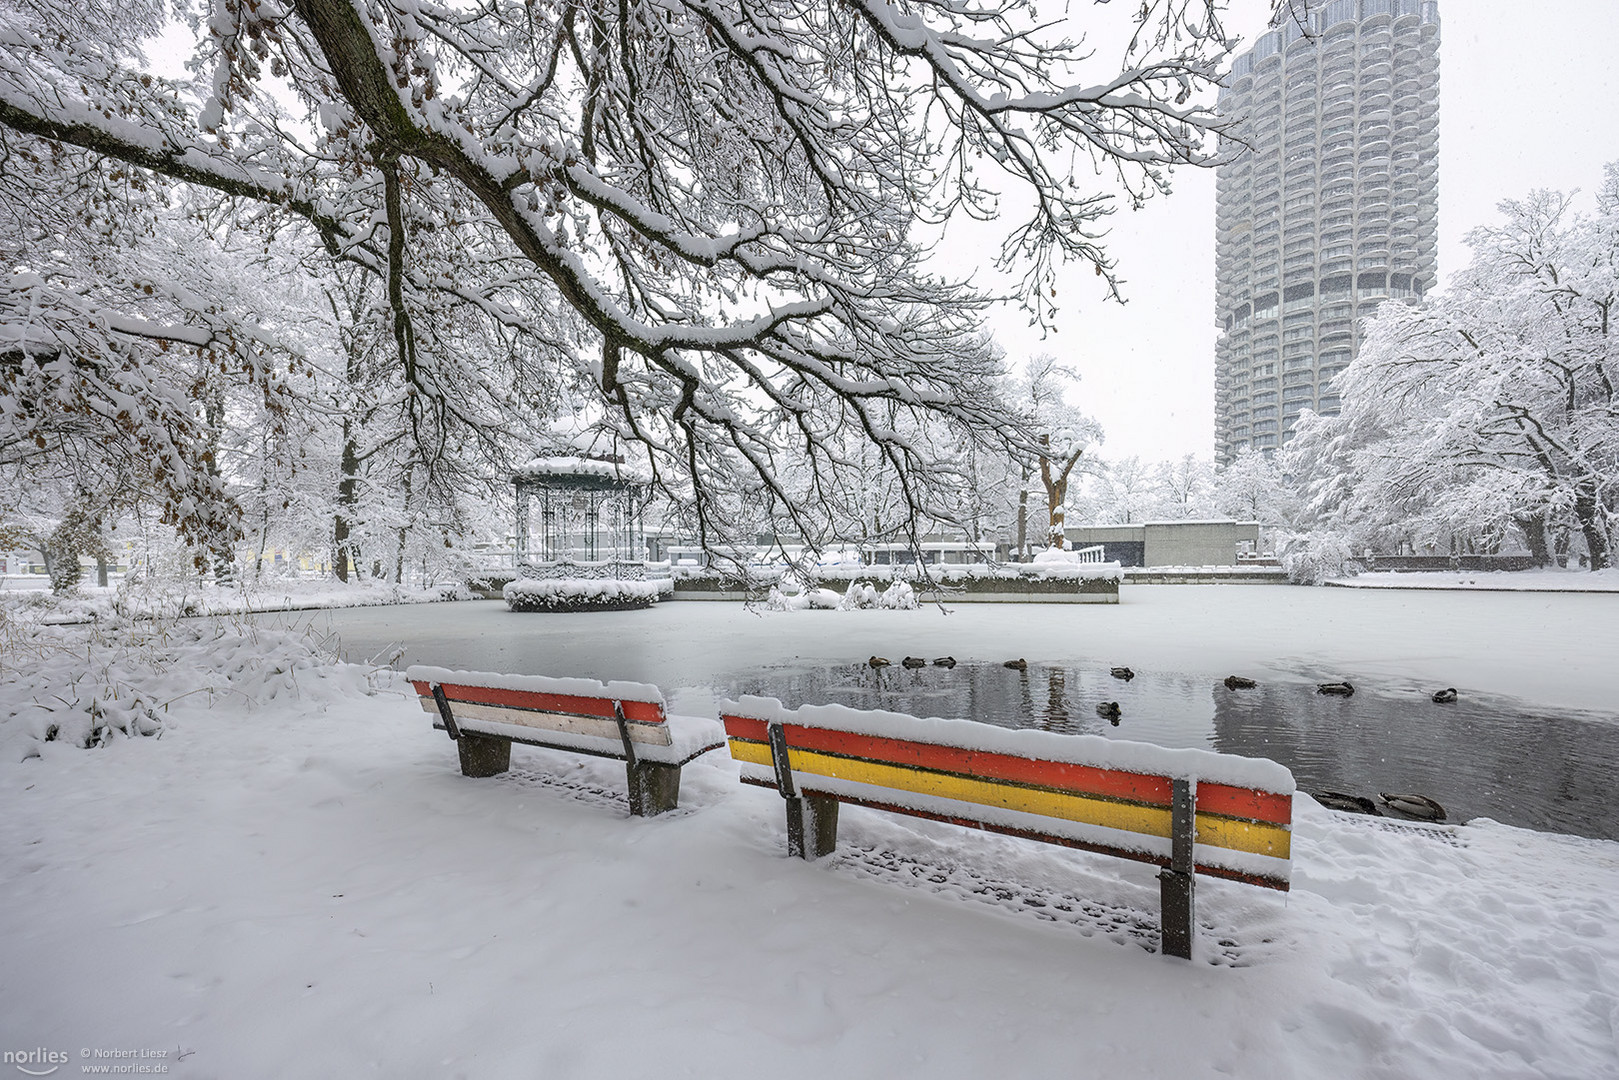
left=2, top=0, right=1241, bottom=555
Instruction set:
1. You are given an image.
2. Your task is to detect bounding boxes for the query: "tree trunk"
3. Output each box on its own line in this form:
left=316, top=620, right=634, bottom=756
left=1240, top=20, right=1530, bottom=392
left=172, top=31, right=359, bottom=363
left=333, top=416, right=360, bottom=582
left=1015, top=483, right=1028, bottom=561
left=201, top=386, right=234, bottom=584
left=1572, top=479, right=1613, bottom=570
left=394, top=465, right=414, bottom=584
left=1516, top=513, right=1551, bottom=567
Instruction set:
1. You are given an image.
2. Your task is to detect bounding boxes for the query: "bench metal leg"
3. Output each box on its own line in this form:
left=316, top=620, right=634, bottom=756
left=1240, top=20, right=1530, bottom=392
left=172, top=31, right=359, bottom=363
left=1159, top=776, right=1196, bottom=959
left=457, top=733, right=512, bottom=778
left=626, top=761, right=682, bottom=817
left=786, top=795, right=839, bottom=860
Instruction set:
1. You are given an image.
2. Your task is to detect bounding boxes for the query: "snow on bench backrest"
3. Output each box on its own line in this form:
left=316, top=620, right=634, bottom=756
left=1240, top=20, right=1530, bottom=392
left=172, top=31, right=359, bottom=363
left=408, top=665, right=671, bottom=748
left=719, top=695, right=1293, bottom=890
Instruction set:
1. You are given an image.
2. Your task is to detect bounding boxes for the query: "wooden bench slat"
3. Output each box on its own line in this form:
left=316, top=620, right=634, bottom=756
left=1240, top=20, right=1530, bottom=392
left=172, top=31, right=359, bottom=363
left=409, top=679, right=667, bottom=725
left=728, top=738, right=1291, bottom=862
left=418, top=697, right=675, bottom=747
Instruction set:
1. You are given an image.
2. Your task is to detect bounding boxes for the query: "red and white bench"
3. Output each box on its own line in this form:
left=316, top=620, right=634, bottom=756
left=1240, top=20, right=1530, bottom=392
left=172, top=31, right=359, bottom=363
left=408, top=666, right=725, bottom=816
left=719, top=696, right=1294, bottom=959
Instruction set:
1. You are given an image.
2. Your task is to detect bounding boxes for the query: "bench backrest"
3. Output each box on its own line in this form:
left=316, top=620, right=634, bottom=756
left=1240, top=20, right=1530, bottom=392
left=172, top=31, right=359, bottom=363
left=720, top=696, right=1293, bottom=890
left=408, top=665, right=672, bottom=748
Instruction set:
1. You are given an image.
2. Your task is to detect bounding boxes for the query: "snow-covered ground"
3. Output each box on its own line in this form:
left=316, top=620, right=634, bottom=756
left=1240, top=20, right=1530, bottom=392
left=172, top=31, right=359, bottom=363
left=0, top=575, right=464, bottom=623
left=1, top=595, right=1616, bottom=1078
left=1331, top=568, right=1619, bottom=592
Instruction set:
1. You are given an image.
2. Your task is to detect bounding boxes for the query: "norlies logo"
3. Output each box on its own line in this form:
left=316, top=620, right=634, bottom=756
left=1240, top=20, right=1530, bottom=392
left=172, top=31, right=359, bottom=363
left=3, top=1048, right=68, bottom=1076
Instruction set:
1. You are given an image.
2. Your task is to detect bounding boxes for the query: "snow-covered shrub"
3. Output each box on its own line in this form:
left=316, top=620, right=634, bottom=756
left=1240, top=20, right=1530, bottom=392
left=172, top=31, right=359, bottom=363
left=768, top=585, right=839, bottom=611
left=503, top=577, right=660, bottom=612
left=0, top=617, right=372, bottom=763
left=835, top=579, right=917, bottom=609
left=838, top=580, right=881, bottom=609
left=1280, top=532, right=1361, bottom=585
left=878, top=580, right=917, bottom=609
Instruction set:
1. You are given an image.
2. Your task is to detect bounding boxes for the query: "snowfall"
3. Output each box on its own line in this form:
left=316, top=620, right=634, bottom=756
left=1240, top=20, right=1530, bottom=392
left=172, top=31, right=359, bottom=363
left=1, top=584, right=1616, bottom=1079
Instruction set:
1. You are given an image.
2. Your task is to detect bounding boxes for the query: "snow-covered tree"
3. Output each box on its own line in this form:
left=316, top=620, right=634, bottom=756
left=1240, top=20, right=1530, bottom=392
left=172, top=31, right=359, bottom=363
left=1, top=0, right=1243, bottom=556
left=1209, top=447, right=1294, bottom=526
left=1151, top=454, right=1215, bottom=520
left=1003, top=355, right=1102, bottom=554
left=1087, top=454, right=1159, bottom=525
left=1325, top=167, right=1619, bottom=569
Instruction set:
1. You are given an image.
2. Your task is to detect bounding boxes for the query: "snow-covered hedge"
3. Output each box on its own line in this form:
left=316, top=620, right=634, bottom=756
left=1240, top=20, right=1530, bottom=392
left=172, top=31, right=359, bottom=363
left=503, top=576, right=661, bottom=612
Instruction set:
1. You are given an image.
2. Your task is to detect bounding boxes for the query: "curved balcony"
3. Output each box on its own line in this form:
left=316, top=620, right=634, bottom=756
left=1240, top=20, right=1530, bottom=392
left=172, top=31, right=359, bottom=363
left=1360, top=73, right=1393, bottom=96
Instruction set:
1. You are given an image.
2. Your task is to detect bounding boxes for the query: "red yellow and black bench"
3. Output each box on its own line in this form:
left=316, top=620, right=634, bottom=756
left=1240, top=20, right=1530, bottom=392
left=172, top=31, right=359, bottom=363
left=408, top=665, right=724, bottom=816
left=719, top=695, right=1294, bottom=959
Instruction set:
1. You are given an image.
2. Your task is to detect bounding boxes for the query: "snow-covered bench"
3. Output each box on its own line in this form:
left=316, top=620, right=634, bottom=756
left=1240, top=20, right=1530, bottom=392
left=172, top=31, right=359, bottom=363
left=719, top=696, right=1294, bottom=959
left=408, top=666, right=724, bottom=816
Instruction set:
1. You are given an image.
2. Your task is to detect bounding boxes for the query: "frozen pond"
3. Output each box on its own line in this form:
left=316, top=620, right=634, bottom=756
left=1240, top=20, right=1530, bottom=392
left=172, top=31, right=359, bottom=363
left=293, top=587, right=1619, bottom=841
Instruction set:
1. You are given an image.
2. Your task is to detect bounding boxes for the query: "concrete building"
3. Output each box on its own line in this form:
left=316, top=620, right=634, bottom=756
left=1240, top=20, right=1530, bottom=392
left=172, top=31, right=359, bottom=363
left=1065, top=521, right=1261, bottom=567
left=1213, top=0, right=1440, bottom=462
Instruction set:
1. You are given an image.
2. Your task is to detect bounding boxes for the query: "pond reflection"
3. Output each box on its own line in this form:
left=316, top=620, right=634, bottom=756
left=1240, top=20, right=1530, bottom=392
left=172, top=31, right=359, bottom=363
left=727, top=660, right=1619, bottom=842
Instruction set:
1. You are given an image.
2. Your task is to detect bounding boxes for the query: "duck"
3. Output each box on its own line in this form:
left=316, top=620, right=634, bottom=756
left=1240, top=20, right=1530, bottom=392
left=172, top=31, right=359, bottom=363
left=1109, top=666, right=1135, bottom=681
left=1431, top=687, right=1458, bottom=704
left=901, top=656, right=927, bottom=669
left=1312, top=790, right=1381, bottom=816
left=1003, top=658, right=1027, bottom=671
left=1317, top=681, right=1355, bottom=697
left=868, top=656, right=890, bottom=668
left=1379, top=792, right=1447, bottom=822
left=932, top=656, right=957, bottom=668
left=1095, top=701, right=1121, bottom=723
left=1224, top=675, right=1257, bottom=690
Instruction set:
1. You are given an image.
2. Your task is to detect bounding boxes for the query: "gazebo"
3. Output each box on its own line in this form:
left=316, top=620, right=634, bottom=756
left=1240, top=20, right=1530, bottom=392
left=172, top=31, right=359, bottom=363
left=505, top=455, right=660, bottom=612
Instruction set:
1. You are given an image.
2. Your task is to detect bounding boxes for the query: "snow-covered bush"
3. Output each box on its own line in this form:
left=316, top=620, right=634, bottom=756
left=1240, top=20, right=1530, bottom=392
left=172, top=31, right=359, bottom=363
left=1280, top=532, right=1361, bottom=585
left=838, top=580, right=882, bottom=609
left=837, top=580, right=918, bottom=610
left=768, top=585, right=840, bottom=611
left=503, top=577, right=660, bottom=612
left=0, top=616, right=373, bottom=763
left=880, top=581, right=918, bottom=609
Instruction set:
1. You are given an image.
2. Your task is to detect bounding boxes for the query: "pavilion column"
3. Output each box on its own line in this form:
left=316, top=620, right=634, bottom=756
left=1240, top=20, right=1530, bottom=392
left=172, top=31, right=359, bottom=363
left=514, top=483, right=530, bottom=563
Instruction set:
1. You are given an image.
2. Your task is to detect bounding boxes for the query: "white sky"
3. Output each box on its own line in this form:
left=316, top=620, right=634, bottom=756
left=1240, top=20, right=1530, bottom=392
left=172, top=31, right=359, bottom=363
left=946, top=0, right=1619, bottom=463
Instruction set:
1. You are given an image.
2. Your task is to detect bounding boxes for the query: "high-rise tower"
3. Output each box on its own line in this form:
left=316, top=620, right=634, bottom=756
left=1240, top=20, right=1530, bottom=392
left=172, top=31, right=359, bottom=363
left=1213, top=0, right=1439, bottom=461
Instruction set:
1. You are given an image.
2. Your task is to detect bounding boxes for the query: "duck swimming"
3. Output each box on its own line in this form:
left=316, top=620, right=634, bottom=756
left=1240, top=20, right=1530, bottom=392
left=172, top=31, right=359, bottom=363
left=901, top=656, right=927, bottom=669
left=1224, top=675, right=1257, bottom=690
left=1109, top=666, right=1135, bottom=681
left=1003, top=658, right=1027, bottom=671
left=932, top=656, right=956, bottom=668
left=868, top=656, right=890, bottom=668
left=1095, top=701, right=1121, bottom=723
left=1379, top=793, right=1447, bottom=822
left=1317, top=681, right=1355, bottom=697
left=1432, top=688, right=1458, bottom=704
